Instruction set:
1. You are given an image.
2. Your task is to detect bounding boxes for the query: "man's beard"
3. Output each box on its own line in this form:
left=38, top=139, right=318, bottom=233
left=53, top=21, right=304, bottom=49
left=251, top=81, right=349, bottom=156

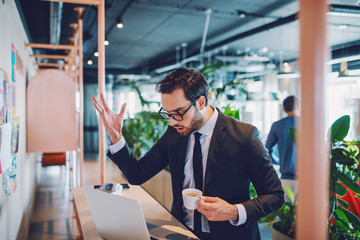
left=176, top=107, right=203, bottom=136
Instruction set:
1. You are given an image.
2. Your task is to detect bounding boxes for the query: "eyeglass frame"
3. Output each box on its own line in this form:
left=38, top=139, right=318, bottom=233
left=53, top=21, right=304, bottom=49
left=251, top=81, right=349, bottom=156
left=158, top=97, right=199, bottom=121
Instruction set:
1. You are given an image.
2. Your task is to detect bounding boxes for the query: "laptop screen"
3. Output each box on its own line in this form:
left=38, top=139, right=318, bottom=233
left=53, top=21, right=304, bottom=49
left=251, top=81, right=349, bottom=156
left=84, top=187, right=151, bottom=240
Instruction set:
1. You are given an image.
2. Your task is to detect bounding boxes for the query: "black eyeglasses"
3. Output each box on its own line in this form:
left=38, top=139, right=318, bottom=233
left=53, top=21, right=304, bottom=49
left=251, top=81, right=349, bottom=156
left=158, top=98, right=198, bottom=121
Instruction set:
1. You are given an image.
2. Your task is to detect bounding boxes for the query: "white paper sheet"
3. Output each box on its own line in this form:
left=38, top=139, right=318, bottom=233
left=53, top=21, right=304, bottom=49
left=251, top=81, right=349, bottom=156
left=0, top=71, right=3, bottom=110
left=0, top=123, right=12, bottom=171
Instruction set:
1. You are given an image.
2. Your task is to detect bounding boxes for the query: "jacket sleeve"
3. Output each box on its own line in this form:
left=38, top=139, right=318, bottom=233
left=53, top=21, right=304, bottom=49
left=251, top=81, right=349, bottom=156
left=107, top=128, right=170, bottom=185
left=265, top=124, right=277, bottom=154
left=265, top=124, right=279, bottom=165
left=241, top=128, right=284, bottom=227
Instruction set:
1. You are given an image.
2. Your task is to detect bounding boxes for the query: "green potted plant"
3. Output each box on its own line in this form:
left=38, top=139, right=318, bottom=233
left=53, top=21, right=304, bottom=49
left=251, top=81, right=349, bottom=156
left=260, top=185, right=296, bottom=240
left=122, top=111, right=167, bottom=159
left=288, top=115, right=360, bottom=239
left=327, top=115, right=360, bottom=239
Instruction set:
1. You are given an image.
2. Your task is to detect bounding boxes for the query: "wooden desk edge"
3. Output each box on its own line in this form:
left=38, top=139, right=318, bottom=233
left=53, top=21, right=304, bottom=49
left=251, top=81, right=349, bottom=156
left=73, top=188, right=102, bottom=240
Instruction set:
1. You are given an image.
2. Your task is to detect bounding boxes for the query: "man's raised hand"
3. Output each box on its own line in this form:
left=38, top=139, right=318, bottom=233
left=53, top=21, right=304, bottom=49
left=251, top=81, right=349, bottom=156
left=92, top=93, right=127, bottom=144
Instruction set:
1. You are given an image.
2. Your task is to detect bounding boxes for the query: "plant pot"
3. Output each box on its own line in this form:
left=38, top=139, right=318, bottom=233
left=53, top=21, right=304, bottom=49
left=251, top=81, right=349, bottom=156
left=272, top=228, right=294, bottom=240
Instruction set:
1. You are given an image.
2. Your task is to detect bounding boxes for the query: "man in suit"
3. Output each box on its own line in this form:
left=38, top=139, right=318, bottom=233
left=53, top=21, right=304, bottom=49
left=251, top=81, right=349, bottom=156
left=92, top=68, right=284, bottom=240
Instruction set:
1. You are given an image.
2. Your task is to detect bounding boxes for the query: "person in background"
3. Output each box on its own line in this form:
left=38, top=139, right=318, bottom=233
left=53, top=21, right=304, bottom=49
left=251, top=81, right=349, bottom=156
left=92, top=68, right=284, bottom=240
left=265, top=95, right=299, bottom=195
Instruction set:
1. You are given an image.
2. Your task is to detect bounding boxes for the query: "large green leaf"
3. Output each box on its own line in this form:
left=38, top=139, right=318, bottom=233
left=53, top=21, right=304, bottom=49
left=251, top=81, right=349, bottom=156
left=331, top=231, right=342, bottom=240
left=283, top=185, right=295, bottom=204
left=332, top=148, right=356, bottom=166
left=333, top=219, right=348, bottom=231
left=335, top=209, right=350, bottom=227
left=330, top=115, right=350, bottom=142
left=335, top=182, right=347, bottom=196
left=288, top=128, right=297, bottom=146
left=335, top=171, right=360, bottom=194
left=337, top=198, right=350, bottom=210
left=342, top=209, right=360, bottom=230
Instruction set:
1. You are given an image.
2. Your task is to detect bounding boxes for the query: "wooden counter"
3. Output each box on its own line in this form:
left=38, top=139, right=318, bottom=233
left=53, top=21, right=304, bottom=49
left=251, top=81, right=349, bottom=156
left=73, top=186, right=198, bottom=240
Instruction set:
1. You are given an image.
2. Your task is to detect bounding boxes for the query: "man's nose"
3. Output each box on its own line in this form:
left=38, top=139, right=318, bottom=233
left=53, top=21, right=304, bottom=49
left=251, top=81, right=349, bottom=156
left=169, top=117, right=178, bottom=126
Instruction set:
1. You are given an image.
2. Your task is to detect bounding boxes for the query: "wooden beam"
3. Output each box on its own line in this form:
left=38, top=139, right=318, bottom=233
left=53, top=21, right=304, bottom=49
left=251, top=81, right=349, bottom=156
left=75, top=6, right=85, bottom=187
left=43, top=0, right=100, bottom=5
left=98, top=0, right=106, bottom=184
left=25, top=43, right=78, bottom=50
left=35, top=62, right=65, bottom=67
left=30, top=54, right=68, bottom=60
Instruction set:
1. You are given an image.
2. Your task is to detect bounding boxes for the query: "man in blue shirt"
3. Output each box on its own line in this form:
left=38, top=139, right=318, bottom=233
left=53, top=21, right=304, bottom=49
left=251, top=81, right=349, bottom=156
left=266, top=96, right=299, bottom=191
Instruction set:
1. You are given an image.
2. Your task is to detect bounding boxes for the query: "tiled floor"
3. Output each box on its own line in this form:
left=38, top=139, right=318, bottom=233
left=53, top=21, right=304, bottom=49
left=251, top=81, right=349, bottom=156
left=28, top=166, right=78, bottom=240
left=28, top=154, right=125, bottom=240
left=28, top=154, right=272, bottom=239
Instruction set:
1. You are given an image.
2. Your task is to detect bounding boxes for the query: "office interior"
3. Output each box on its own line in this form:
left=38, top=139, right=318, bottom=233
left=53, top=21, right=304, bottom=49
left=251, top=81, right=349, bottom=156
left=0, top=0, right=360, bottom=239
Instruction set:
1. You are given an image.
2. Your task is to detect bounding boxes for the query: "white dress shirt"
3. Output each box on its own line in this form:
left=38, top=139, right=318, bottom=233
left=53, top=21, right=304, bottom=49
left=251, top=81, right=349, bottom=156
left=108, top=107, right=247, bottom=233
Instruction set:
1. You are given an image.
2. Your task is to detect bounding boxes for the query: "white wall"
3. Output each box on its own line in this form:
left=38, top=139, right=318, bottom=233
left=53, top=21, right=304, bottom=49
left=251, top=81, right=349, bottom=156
left=0, top=1, right=39, bottom=240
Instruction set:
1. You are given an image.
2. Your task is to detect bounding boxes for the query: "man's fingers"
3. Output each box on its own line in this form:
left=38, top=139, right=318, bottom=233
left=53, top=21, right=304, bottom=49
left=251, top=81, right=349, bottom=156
left=200, top=196, right=218, bottom=203
left=91, top=96, right=98, bottom=103
left=118, top=103, right=127, bottom=118
left=100, top=93, right=111, bottom=112
left=93, top=101, right=103, bottom=116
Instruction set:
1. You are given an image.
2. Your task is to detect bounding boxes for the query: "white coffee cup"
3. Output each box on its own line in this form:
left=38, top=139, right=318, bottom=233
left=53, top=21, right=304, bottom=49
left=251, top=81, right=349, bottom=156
left=182, top=188, right=203, bottom=210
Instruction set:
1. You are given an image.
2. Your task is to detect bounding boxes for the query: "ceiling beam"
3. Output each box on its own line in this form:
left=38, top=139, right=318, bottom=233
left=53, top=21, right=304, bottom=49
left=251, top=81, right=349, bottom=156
left=43, top=0, right=100, bottom=6
left=30, top=54, right=68, bottom=60
left=25, top=43, right=78, bottom=50
left=35, top=62, right=66, bottom=67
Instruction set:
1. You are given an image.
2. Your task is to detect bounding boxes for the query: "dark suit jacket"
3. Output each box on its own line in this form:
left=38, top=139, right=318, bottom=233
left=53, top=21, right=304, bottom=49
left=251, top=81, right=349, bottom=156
left=107, top=110, right=284, bottom=240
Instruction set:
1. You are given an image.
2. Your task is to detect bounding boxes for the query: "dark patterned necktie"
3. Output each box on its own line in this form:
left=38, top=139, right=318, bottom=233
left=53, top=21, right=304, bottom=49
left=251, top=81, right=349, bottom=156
left=193, top=132, right=203, bottom=236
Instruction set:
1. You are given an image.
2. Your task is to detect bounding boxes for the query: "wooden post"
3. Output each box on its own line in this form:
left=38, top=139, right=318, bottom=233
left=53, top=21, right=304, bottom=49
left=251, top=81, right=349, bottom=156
left=75, top=7, right=85, bottom=187
left=296, top=0, right=329, bottom=239
left=98, top=0, right=106, bottom=185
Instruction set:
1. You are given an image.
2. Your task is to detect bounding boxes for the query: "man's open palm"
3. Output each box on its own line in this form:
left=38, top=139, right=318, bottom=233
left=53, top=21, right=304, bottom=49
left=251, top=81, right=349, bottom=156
left=92, top=93, right=127, bottom=144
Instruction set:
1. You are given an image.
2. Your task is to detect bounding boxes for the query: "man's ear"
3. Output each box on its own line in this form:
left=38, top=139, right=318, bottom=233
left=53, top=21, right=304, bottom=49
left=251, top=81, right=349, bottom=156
left=198, top=96, right=206, bottom=110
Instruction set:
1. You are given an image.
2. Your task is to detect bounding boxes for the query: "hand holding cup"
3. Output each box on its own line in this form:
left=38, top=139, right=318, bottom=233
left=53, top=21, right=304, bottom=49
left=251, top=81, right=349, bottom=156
left=182, top=188, right=203, bottom=210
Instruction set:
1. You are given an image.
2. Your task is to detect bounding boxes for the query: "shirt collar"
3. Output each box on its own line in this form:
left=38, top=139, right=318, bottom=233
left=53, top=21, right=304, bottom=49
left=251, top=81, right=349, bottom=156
left=196, top=106, right=218, bottom=137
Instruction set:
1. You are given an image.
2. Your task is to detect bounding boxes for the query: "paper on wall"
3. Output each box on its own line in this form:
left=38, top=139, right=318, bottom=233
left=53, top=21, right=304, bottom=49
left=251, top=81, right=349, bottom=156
left=0, top=70, right=3, bottom=110
left=0, top=123, right=12, bottom=171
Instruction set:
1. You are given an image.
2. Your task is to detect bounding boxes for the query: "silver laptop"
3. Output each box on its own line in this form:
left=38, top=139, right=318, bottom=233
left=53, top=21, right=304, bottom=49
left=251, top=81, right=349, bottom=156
left=84, top=187, right=151, bottom=240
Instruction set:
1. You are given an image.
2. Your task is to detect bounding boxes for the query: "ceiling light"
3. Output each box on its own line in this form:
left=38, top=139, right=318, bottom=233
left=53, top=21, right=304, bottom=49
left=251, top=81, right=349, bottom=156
left=87, top=60, right=93, bottom=65
left=94, top=52, right=99, bottom=57
left=277, top=72, right=300, bottom=79
left=261, top=47, right=269, bottom=53
left=237, top=10, right=247, bottom=18
left=116, top=17, right=124, bottom=29
left=277, top=61, right=300, bottom=79
left=338, top=24, right=348, bottom=30
left=104, top=40, right=109, bottom=46
left=282, top=62, right=292, bottom=72
left=328, top=4, right=360, bottom=17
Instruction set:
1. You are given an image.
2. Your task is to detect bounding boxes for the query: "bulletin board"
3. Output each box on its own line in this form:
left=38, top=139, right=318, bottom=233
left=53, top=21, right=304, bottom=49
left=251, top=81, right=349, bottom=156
left=0, top=67, right=18, bottom=198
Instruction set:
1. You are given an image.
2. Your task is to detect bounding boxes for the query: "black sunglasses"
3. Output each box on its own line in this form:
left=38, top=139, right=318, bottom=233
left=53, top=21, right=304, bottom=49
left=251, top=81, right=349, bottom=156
left=158, top=98, right=198, bottom=121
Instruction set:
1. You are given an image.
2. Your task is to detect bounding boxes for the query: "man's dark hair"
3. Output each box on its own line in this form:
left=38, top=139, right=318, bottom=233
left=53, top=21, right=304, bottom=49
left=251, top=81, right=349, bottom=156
left=283, top=95, right=298, bottom=112
left=156, top=68, right=210, bottom=105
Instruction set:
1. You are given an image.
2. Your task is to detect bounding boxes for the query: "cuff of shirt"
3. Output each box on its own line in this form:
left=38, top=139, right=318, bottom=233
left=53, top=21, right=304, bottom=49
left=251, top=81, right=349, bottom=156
left=229, top=204, right=247, bottom=226
left=108, top=137, right=126, bottom=154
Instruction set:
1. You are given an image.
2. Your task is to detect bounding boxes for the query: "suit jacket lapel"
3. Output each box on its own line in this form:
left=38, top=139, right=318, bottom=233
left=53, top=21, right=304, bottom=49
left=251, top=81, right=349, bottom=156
left=175, top=135, right=189, bottom=195
left=204, top=110, right=227, bottom=193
